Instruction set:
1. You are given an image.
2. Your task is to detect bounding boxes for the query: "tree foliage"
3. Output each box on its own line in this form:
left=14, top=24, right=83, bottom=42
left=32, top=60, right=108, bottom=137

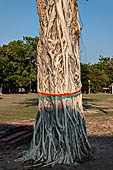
left=81, top=55, right=113, bottom=93
left=0, top=36, right=39, bottom=93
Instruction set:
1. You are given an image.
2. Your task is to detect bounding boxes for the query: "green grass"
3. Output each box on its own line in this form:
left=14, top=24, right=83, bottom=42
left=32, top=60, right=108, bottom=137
left=83, top=94, right=113, bottom=115
left=0, top=93, right=38, bottom=124
left=0, top=93, right=113, bottom=126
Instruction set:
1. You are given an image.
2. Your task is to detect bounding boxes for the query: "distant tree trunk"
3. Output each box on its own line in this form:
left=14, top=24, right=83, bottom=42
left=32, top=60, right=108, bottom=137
left=0, top=85, right=2, bottom=94
left=23, top=0, right=92, bottom=167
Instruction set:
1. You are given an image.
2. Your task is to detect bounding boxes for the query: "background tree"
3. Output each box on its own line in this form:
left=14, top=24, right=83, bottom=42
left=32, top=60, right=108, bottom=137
left=98, top=56, right=113, bottom=86
left=22, top=0, right=92, bottom=167
left=0, top=36, right=39, bottom=93
left=90, top=63, right=109, bottom=93
left=81, top=63, right=91, bottom=93
left=81, top=55, right=113, bottom=93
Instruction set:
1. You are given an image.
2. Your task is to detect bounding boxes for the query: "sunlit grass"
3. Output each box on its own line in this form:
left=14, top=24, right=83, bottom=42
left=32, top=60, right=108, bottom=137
left=0, top=93, right=38, bottom=124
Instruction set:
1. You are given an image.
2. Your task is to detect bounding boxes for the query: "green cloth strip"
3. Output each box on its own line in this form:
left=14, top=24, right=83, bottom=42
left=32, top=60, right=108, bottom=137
left=38, top=91, right=82, bottom=100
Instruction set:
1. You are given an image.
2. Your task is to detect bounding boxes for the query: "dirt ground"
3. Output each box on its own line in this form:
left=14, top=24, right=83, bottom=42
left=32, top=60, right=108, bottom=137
left=0, top=136, right=113, bottom=170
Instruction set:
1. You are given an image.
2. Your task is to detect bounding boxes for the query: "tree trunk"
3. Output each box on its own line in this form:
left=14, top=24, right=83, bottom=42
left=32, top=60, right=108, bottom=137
left=23, top=0, right=92, bottom=167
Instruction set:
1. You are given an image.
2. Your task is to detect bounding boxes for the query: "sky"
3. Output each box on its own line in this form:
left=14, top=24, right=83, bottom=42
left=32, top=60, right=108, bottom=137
left=0, top=0, right=113, bottom=64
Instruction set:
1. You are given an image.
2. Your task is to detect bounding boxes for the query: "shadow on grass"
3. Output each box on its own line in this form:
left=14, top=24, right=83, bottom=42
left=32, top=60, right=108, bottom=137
left=19, top=98, right=39, bottom=107
left=98, top=108, right=108, bottom=114
left=83, top=98, right=98, bottom=110
left=83, top=98, right=109, bottom=114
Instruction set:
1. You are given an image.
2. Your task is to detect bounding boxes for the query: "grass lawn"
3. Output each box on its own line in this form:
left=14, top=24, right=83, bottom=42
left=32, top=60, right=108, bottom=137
left=0, top=93, right=38, bottom=124
left=0, top=93, right=113, bottom=136
left=83, top=93, right=113, bottom=115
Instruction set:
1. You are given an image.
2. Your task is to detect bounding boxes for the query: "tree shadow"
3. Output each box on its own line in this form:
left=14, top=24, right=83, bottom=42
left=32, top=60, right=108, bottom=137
left=0, top=123, right=33, bottom=139
left=19, top=98, right=39, bottom=107
left=83, top=98, right=97, bottom=110
left=98, top=108, right=108, bottom=114
left=83, top=98, right=109, bottom=114
left=0, top=123, right=33, bottom=153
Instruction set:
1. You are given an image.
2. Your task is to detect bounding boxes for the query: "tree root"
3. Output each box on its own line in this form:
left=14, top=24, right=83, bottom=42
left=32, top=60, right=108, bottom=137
left=21, top=99, right=92, bottom=168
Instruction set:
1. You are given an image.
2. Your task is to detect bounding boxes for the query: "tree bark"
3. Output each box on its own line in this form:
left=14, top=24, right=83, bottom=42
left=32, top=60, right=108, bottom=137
left=23, top=0, right=92, bottom=167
